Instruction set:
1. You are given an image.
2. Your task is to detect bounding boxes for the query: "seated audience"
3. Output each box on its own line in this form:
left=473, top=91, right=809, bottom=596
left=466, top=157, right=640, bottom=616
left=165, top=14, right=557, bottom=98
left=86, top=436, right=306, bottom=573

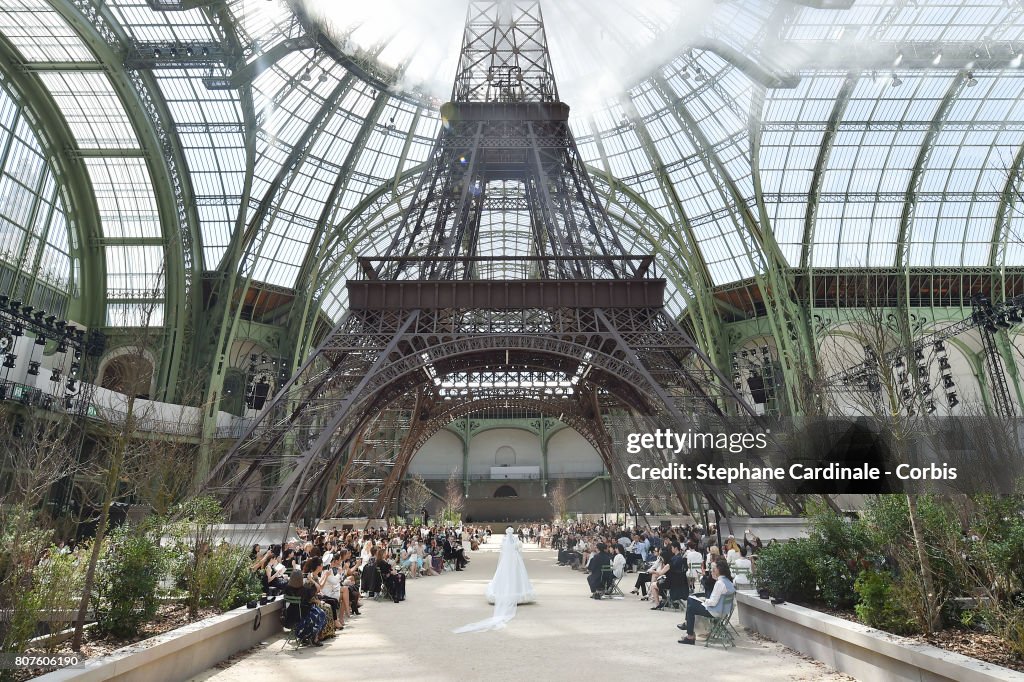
left=377, top=549, right=406, bottom=603
left=586, top=542, right=613, bottom=600
left=611, top=543, right=627, bottom=580
left=283, top=563, right=328, bottom=647
left=678, top=558, right=736, bottom=645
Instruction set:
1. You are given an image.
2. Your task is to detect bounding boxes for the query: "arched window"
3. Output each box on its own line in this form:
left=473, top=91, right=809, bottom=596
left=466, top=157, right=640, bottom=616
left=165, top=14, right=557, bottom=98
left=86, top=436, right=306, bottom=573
left=100, top=354, right=153, bottom=398
left=494, top=484, right=518, bottom=498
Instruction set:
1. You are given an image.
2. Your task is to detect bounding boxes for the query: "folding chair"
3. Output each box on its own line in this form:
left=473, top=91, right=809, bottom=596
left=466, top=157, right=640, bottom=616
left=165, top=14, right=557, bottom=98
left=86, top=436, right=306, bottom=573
left=374, top=569, right=392, bottom=602
left=731, top=565, right=752, bottom=590
left=704, top=593, right=737, bottom=649
left=687, top=560, right=703, bottom=589
left=599, top=565, right=625, bottom=600
left=281, top=595, right=303, bottom=649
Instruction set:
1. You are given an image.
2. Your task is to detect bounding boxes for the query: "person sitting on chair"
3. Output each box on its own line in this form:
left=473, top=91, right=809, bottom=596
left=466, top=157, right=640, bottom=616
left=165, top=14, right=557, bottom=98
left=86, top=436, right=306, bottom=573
left=611, top=543, right=627, bottom=580
left=667, top=541, right=690, bottom=604
left=284, top=560, right=329, bottom=646
left=586, top=542, right=612, bottom=600
left=678, top=557, right=735, bottom=644
left=632, top=548, right=664, bottom=599
left=377, top=549, right=406, bottom=603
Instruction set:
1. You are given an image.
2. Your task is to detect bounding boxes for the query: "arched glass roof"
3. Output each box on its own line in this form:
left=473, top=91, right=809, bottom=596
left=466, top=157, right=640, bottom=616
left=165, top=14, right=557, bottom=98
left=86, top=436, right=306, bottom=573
left=0, top=0, right=1022, bottom=331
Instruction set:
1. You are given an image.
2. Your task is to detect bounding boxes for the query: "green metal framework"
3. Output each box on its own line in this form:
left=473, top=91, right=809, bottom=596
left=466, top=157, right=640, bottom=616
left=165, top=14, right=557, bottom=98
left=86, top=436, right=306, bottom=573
left=0, top=1, right=1022, bottom=489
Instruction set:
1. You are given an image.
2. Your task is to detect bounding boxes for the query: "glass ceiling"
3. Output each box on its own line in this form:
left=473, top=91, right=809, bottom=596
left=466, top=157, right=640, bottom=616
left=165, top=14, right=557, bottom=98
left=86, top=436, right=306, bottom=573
left=0, top=0, right=1021, bottom=328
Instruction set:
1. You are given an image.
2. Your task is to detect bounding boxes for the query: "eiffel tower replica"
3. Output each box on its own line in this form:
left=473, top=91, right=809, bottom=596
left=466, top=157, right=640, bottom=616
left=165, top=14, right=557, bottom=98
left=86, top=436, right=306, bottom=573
left=201, top=0, right=803, bottom=526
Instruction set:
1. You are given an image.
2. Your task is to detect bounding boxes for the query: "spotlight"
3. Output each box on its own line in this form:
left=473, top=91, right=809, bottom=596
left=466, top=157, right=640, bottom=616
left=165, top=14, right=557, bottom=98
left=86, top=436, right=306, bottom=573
left=3, top=354, right=15, bottom=369
left=996, top=314, right=1012, bottom=329
left=27, top=361, right=39, bottom=376
left=966, top=71, right=978, bottom=87
left=695, top=69, right=706, bottom=83
left=1007, top=308, right=1024, bottom=324
left=50, top=368, right=61, bottom=382
left=21, top=305, right=32, bottom=316
left=169, top=46, right=178, bottom=58
left=186, top=46, right=195, bottom=57
left=679, top=66, right=690, bottom=80
left=45, top=315, right=55, bottom=325
left=201, top=46, right=210, bottom=57
left=318, top=71, right=329, bottom=83
left=942, top=375, right=955, bottom=389
left=893, top=356, right=904, bottom=368
left=0, top=295, right=6, bottom=306
left=56, top=340, right=67, bottom=353
left=925, top=400, right=936, bottom=414
left=985, top=320, right=999, bottom=334
left=938, top=357, right=951, bottom=371
left=915, top=348, right=924, bottom=360
left=301, top=67, right=312, bottom=82
left=35, top=335, right=45, bottom=346
left=934, top=340, right=946, bottom=352
left=153, top=47, right=162, bottom=58
left=33, top=310, right=44, bottom=322
left=65, top=378, right=77, bottom=392
left=891, top=74, right=903, bottom=87
left=11, top=324, right=22, bottom=337
left=947, top=392, right=959, bottom=408
left=931, top=51, right=942, bottom=66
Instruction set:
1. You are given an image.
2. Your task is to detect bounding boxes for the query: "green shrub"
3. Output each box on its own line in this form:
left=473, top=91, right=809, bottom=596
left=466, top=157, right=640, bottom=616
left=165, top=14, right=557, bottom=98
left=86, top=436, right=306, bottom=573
left=32, top=547, right=86, bottom=648
left=94, top=524, right=163, bottom=638
left=812, top=554, right=857, bottom=609
left=754, top=539, right=816, bottom=600
left=0, top=506, right=55, bottom=660
left=853, top=569, right=915, bottom=634
left=194, top=543, right=261, bottom=611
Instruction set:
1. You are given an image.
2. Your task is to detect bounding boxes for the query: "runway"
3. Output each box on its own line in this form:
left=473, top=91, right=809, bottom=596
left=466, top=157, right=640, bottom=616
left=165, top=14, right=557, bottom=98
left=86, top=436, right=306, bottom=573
left=191, top=538, right=850, bottom=682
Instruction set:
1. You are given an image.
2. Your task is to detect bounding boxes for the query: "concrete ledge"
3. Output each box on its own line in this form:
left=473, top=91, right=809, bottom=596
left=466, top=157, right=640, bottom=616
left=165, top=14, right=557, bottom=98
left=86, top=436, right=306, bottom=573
left=737, top=591, right=1020, bottom=682
left=37, top=600, right=283, bottom=682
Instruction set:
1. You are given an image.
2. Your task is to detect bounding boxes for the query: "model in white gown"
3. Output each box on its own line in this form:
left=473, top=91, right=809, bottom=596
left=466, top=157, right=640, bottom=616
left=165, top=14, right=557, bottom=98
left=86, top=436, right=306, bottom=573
left=454, top=528, right=535, bottom=633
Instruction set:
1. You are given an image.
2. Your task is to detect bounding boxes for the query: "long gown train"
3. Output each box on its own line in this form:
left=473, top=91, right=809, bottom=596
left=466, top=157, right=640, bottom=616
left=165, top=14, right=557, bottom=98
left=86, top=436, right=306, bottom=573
left=454, top=528, right=535, bottom=633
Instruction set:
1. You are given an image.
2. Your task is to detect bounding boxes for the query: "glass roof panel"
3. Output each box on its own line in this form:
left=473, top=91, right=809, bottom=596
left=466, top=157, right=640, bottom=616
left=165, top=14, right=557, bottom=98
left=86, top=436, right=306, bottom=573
left=0, top=0, right=94, bottom=62
left=908, top=74, right=1024, bottom=267
left=107, top=0, right=218, bottom=43
left=86, top=157, right=161, bottom=239
left=0, top=79, right=75, bottom=307
left=105, top=244, right=164, bottom=298
left=37, top=72, right=138, bottom=149
left=31, top=0, right=1024, bottom=303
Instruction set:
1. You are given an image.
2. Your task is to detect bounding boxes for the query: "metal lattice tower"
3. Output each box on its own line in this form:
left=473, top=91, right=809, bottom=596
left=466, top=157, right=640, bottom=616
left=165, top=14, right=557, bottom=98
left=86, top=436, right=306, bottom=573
left=199, top=1, right=803, bottom=526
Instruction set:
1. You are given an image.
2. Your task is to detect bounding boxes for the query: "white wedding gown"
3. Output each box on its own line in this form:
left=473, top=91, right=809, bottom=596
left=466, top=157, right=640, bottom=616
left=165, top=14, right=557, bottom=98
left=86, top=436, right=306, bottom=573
left=454, top=528, right=535, bottom=633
